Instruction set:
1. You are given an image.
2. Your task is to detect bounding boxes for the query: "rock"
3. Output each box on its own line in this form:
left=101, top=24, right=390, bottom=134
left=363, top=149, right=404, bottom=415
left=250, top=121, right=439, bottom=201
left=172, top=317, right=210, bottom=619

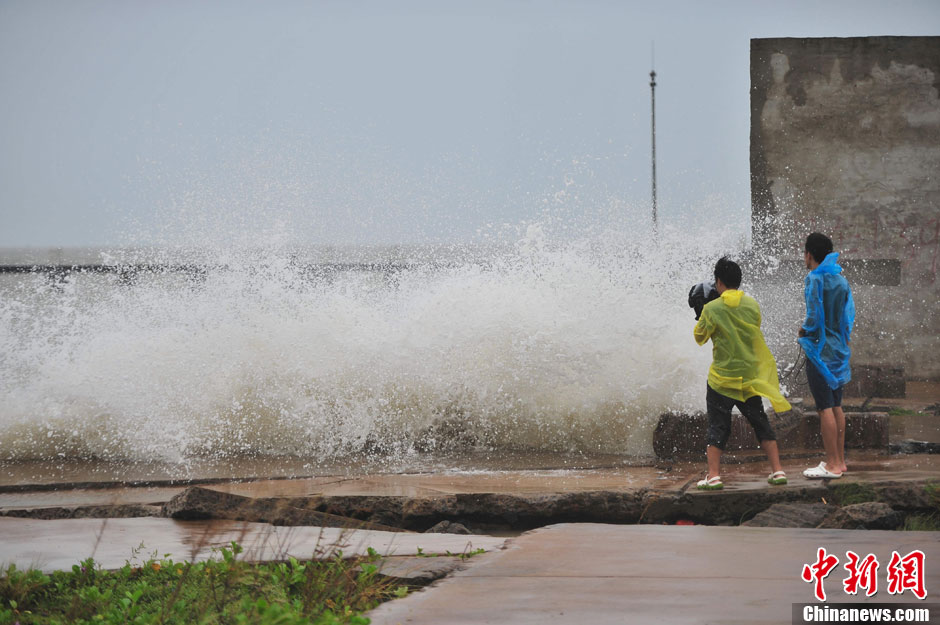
left=653, top=411, right=710, bottom=459
left=843, top=365, right=905, bottom=399
left=449, top=491, right=647, bottom=528
left=162, top=486, right=248, bottom=520
left=400, top=497, right=459, bottom=528
left=742, top=503, right=839, bottom=528
left=889, top=440, right=940, bottom=454
left=425, top=520, right=471, bottom=534
left=817, top=502, right=904, bottom=530
left=0, top=504, right=160, bottom=520
left=317, top=495, right=409, bottom=528
left=362, top=556, right=465, bottom=584
left=149, top=481, right=933, bottom=532
left=162, top=487, right=409, bottom=532
left=870, top=482, right=939, bottom=513
left=653, top=483, right=829, bottom=526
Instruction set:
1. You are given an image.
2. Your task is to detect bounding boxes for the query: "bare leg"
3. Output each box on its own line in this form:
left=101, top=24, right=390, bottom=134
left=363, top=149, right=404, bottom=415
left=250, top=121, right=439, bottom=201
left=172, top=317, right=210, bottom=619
left=706, top=444, right=722, bottom=478
left=833, top=406, right=847, bottom=473
left=761, top=440, right=784, bottom=475
left=818, top=408, right=842, bottom=474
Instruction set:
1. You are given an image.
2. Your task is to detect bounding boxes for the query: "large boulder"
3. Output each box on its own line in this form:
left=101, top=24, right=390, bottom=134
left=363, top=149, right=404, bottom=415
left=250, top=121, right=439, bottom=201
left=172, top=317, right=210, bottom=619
left=161, top=486, right=248, bottom=520
left=742, top=503, right=839, bottom=528
left=425, top=520, right=472, bottom=534
left=817, top=502, right=905, bottom=530
left=162, top=486, right=409, bottom=532
left=870, top=482, right=939, bottom=513
left=651, top=483, right=829, bottom=527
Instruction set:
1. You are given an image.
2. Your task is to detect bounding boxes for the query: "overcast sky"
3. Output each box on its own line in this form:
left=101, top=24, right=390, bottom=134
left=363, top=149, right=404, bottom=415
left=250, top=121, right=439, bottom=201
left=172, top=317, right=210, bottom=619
left=1, top=0, right=938, bottom=248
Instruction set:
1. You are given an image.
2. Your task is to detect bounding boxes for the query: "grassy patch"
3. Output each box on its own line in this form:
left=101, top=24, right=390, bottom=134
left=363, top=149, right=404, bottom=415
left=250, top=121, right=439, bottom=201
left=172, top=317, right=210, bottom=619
left=828, top=483, right=879, bottom=506
left=0, top=542, right=410, bottom=625
left=902, top=513, right=940, bottom=532
left=925, top=481, right=940, bottom=503
left=900, top=481, right=940, bottom=532
left=888, top=408, right=923, bottom=417
left=414, top=547, right=485, bottom=559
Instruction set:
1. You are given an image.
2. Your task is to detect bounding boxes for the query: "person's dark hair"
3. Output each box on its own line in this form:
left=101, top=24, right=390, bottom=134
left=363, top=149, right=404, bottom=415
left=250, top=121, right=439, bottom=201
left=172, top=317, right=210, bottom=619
left=714, top=256, right=742, bottom=290
left=805, top=232, right=833, bottom=264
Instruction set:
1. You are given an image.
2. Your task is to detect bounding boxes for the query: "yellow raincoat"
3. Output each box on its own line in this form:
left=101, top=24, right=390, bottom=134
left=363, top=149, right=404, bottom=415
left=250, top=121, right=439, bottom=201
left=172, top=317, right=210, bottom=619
left=693, top=289, right=791, bottom=414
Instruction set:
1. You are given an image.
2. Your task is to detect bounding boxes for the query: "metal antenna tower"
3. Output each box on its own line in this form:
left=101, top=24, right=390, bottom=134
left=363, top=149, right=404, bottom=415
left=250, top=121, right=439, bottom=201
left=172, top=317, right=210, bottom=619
left=650, top=44, right=657, bottom=229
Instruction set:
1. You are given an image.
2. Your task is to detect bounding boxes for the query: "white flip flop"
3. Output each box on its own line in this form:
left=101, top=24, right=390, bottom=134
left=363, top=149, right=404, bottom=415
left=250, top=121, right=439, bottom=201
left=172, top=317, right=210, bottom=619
left=768, top=470, right=788, bottom=485
left=696, top=475, right=723, bottom=490
left=803, top=462, right=842, bottom=479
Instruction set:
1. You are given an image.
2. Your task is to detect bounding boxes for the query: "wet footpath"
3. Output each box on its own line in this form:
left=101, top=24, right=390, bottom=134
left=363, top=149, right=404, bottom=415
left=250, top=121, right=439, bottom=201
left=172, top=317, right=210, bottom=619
left=367, top=523, right=940, bottom=625
left=2, top=455, right=939, bottom=625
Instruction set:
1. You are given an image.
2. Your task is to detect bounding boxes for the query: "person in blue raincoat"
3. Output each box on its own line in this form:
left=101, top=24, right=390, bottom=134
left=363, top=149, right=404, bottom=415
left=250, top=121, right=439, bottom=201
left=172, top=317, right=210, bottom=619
left=799, top=233, right=855, bottom=480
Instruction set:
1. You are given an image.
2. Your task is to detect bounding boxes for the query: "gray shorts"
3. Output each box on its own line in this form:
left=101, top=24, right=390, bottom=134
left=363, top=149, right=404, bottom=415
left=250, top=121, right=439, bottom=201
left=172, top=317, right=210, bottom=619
left=805, top=359, right=843, bottom=410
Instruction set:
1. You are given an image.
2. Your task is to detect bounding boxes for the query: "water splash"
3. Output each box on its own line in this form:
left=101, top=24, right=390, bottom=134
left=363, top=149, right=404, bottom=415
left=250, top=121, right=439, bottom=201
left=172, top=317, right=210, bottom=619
left=0, top=223, right=750, bottom=465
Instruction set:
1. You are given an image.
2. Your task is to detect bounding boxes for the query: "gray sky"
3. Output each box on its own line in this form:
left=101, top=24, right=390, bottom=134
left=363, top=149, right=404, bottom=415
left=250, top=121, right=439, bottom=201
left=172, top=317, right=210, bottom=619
left=1, top=0, right=938, bottom=247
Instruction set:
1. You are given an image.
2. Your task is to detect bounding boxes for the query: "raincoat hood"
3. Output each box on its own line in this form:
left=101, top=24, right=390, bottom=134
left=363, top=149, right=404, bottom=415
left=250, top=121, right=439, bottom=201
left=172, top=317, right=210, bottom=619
left=720, top=289, right=743, bottom=308
left=812, top=252, right=844, bottom=275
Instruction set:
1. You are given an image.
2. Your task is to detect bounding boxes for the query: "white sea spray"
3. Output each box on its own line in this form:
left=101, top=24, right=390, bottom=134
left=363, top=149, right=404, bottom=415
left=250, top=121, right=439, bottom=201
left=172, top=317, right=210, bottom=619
left=0, top=224, right=759, bottom=464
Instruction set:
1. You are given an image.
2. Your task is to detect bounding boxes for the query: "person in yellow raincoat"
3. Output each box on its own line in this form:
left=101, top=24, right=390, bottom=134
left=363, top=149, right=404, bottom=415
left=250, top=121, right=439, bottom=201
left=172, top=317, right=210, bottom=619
left=693, top=257, right=791, bottom=490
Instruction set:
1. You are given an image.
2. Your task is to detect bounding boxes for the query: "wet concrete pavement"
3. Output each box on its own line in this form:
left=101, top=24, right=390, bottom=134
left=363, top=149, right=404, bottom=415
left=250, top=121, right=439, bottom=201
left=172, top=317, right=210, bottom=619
left=0, top=516, right=506, bottom=573
left=2, top=453, right=938, bottom=512
left=366, top=523, right=940, bottom=625
left=0, top=467, right=937, bottom=625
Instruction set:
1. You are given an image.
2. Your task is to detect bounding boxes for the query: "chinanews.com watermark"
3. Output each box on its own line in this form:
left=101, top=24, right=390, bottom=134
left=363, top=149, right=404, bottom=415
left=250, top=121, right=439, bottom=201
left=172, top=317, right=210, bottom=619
left=793, top=548, right=937, bottom=624
left=793, top=604, right=938, bottom=624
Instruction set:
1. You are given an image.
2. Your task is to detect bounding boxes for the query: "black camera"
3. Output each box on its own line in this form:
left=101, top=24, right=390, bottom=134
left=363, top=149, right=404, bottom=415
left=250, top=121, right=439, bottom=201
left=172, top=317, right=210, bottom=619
left=688, top=281, right=719, bottom=320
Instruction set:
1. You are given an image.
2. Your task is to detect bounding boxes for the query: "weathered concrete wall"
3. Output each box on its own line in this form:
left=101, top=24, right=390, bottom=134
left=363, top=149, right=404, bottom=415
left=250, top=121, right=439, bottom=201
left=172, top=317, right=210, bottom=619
left=751, top=37, right=940, bottom=379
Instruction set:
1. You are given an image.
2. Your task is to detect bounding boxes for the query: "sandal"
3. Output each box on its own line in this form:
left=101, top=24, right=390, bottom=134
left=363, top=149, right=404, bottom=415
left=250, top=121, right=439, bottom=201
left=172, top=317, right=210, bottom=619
left=803, top=462, right=843, bottom=480
left=767, top=470, right=788, bottom=485
left=696, top=475, right=723, bottom=490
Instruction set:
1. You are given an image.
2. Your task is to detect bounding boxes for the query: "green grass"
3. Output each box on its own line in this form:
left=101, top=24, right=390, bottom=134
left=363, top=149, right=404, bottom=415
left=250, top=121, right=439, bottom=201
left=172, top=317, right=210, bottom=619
left=414, top=547, right=485, bottom=559
left=902, top=513, right=940, bottom=532
left=900, top=482, right=940, bottom=532
left=0, top=542, right=410, bottom=625
left=888, top=408, right=924, bottom=417
left=828, top=482, right=878, bottom=506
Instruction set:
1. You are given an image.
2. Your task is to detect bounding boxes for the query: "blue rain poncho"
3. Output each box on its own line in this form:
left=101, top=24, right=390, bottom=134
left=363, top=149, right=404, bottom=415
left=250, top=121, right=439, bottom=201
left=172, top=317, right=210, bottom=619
left=694, top=289, right=792, bottom=414
left=798, top=252, right=855, bottom=390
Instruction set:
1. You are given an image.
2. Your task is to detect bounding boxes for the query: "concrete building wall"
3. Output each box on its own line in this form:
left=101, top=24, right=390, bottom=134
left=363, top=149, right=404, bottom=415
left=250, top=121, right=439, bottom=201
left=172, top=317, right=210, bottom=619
left=750, top=36, right=940, bottom=380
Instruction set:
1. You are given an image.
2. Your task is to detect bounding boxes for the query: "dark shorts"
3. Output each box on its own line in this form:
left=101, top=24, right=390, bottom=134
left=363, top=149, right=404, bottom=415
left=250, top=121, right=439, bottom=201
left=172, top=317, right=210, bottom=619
left=805, top=359, right=843, bottom=410
left=705, top=384, right=777, bottom=451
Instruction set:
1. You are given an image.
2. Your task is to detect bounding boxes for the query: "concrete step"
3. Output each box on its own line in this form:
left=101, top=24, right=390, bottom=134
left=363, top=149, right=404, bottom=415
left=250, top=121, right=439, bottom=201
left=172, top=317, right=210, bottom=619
left=654, top=409, right=890, bottom=459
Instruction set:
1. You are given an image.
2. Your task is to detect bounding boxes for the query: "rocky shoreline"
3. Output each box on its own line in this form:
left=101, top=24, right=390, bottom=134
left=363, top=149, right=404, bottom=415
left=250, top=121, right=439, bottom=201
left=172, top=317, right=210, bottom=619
left=3, top=476, right=936, bottom=533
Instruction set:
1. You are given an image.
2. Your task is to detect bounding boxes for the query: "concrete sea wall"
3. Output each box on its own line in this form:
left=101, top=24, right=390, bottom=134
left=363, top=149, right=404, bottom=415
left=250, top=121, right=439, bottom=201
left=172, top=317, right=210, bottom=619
left=750, top=36, right=940, bottom=379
